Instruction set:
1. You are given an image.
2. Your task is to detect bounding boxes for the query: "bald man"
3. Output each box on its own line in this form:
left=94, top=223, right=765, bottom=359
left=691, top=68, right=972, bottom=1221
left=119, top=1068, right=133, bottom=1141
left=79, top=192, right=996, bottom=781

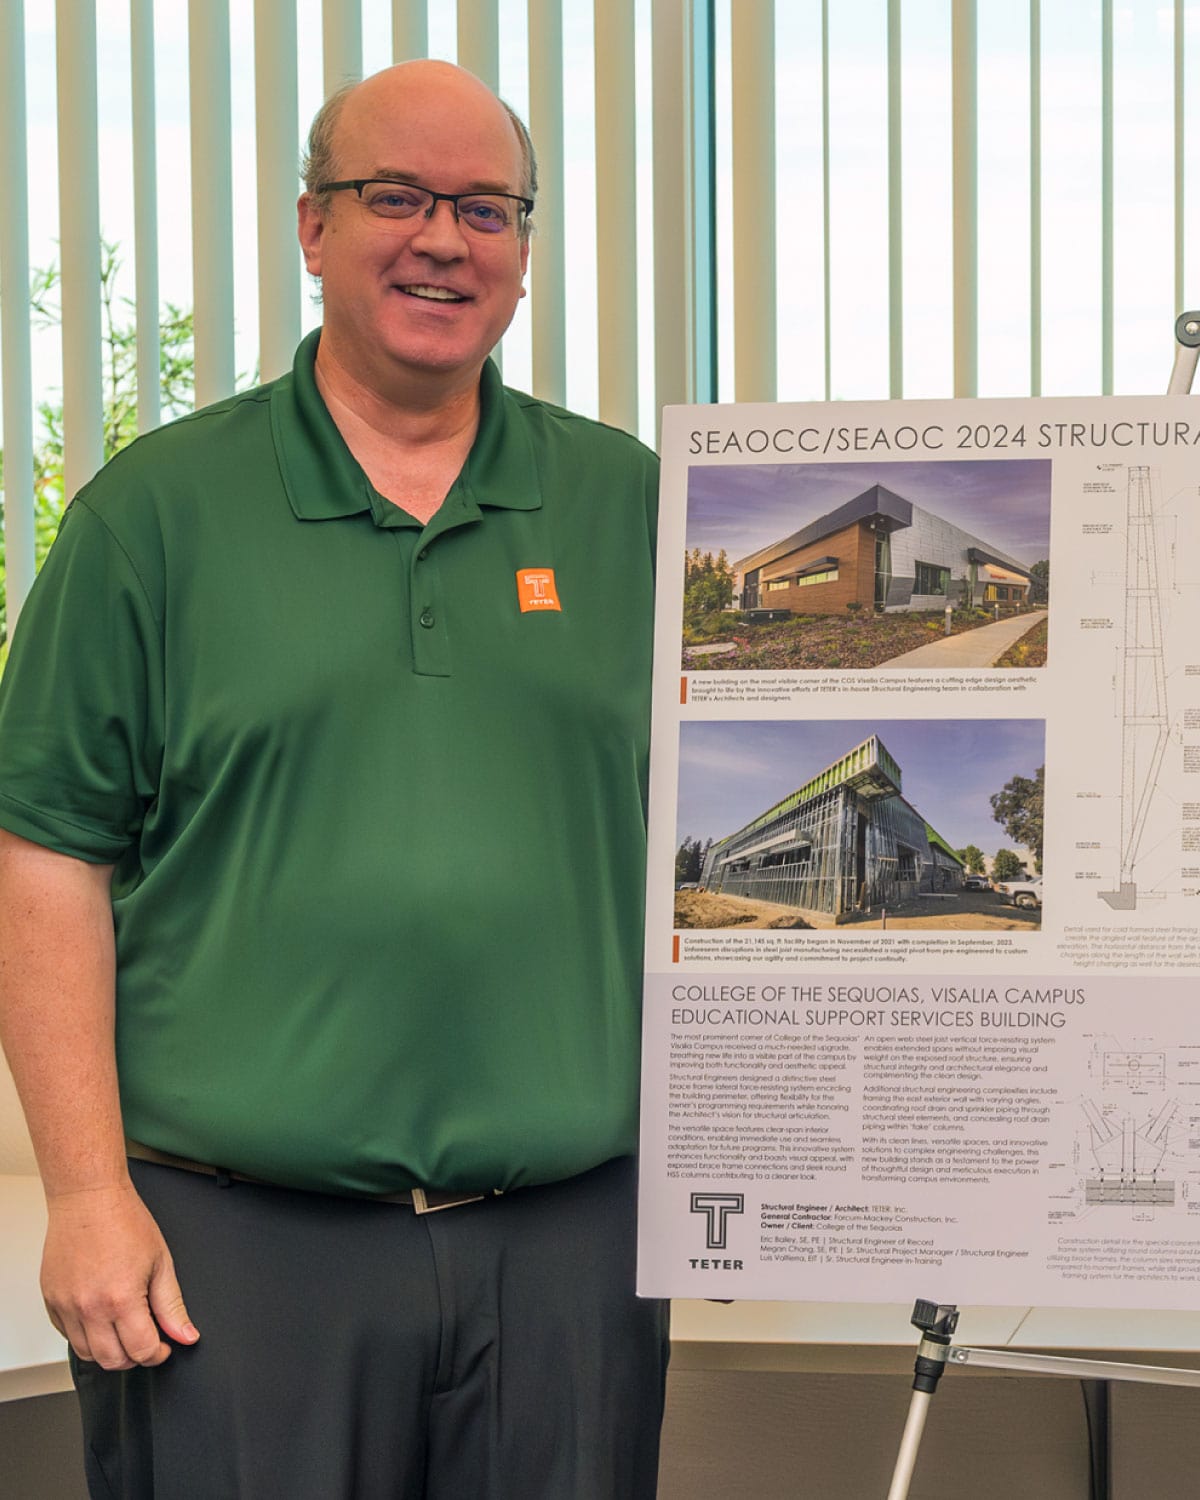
left=0, top=63, right=666, bottom=1499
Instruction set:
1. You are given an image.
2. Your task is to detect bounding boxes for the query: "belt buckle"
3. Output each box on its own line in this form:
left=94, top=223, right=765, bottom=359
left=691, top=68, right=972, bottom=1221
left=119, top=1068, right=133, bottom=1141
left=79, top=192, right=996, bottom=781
left=410, top=1187, right=488, bottom=1215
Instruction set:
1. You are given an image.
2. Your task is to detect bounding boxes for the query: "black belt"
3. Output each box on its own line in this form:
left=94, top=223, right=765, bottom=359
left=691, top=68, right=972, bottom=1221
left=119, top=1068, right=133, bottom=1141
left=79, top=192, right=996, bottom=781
left=124, top=1138, right=502, bottom=1214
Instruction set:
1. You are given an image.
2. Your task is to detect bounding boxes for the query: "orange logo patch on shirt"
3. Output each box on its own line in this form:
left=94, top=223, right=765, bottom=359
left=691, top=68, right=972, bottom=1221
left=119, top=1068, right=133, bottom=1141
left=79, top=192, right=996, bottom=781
left=516, top=568, right=562, bottom=612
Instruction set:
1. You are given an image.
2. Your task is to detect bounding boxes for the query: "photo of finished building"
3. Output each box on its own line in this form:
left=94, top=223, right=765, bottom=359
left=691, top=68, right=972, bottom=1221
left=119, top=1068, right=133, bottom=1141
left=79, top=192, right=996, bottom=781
left=733, top=482, right=1034, bottom=613
left=699, top=734, right=964, bottom=921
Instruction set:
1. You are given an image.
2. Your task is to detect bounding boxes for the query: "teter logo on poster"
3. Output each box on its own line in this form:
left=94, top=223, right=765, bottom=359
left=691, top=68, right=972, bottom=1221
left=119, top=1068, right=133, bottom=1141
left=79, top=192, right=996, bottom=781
left=689, top=1191, right=745, bottom=1269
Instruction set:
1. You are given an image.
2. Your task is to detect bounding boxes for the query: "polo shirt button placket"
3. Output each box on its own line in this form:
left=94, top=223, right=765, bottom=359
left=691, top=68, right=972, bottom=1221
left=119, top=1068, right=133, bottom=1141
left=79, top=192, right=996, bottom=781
left=408, top=536, right=451, bottom=677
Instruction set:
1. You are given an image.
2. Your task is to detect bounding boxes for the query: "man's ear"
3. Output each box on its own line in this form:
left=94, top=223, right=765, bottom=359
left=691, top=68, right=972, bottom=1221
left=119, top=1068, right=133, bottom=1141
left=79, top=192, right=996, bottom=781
left=297, top=194, right=327, bottom=277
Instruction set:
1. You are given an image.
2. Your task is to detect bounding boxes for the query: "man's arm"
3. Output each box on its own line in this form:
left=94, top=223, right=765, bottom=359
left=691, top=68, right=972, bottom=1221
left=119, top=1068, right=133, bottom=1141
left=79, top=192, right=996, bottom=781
left=0, top=828, right=198, bottom=1369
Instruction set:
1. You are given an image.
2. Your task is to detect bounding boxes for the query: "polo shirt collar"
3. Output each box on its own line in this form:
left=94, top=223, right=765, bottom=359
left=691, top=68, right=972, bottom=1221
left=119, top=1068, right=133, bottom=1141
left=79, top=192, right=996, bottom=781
left=272, top=329, right=543, bottom=522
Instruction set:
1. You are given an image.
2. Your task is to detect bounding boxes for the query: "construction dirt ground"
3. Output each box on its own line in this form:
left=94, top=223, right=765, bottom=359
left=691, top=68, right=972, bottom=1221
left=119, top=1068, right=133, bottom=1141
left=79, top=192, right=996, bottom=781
left=673, top=887, right=1041, bottom=932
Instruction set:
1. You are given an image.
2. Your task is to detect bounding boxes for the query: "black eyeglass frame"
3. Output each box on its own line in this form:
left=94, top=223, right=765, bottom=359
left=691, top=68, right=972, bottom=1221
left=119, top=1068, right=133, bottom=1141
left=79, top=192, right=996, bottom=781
left=315, top=180, right=534, bottom=233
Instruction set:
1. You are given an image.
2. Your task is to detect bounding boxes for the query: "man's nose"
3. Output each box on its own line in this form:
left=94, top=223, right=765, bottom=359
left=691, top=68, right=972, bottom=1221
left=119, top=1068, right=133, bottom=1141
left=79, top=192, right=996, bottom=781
left=408, top=198, right=469, bottom=256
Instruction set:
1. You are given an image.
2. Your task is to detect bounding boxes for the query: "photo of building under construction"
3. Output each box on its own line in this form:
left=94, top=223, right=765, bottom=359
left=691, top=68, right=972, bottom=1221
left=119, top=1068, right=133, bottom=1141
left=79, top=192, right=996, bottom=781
left=677, top=720, right=1045, bottom=930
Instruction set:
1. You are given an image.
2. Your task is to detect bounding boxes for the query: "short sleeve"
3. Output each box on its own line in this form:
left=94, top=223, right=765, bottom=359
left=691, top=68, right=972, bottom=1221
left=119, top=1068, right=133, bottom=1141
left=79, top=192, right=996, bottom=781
left=0, top=499, right=165, bottom=861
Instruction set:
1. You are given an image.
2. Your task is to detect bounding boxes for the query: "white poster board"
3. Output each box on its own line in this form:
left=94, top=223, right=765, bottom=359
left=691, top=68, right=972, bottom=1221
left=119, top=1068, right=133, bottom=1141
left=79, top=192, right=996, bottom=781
left=638, top=396, right=1200, bottom=1311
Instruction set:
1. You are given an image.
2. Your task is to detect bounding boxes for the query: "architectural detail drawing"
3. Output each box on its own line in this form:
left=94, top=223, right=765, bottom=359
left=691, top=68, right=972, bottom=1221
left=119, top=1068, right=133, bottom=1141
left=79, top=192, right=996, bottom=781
left=1100, top=466, right=1169, bottom=910
left=1051, top=1039, right=1198, bottom=1224
left=1082, top=1098, right=1177, bottom=1206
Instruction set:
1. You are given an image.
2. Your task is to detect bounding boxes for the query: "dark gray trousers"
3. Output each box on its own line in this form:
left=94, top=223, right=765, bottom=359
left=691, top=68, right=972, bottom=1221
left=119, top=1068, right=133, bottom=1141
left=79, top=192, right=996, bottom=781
left=73, top=1156, right=669, bottom=1499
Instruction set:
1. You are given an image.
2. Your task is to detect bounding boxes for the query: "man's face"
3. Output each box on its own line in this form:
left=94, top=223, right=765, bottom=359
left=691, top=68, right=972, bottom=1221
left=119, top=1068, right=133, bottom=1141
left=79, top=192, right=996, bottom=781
left=298, top=67, right=529, bottom=394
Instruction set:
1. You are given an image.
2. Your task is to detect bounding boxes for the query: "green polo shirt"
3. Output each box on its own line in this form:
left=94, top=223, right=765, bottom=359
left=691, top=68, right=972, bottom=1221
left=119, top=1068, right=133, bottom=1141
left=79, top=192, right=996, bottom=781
left=0, top=331, right=658, bottom=1195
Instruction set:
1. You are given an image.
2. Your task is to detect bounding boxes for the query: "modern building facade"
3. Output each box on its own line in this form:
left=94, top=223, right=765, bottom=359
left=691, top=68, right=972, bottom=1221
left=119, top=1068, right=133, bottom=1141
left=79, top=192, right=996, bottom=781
left=699, top=734, right=964, bottom=920
left=733, top=484, right=1034, bottom=615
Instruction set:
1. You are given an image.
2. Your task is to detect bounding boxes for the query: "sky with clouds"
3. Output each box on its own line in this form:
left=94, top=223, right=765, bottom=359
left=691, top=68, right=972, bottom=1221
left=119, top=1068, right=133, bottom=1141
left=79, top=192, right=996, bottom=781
left=676, top=717, right=1045, bottom=855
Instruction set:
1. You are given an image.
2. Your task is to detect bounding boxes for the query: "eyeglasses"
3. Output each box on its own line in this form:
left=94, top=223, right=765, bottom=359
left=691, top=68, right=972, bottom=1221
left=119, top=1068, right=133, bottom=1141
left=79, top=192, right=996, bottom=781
left=316, top=179, right=534, bottom=237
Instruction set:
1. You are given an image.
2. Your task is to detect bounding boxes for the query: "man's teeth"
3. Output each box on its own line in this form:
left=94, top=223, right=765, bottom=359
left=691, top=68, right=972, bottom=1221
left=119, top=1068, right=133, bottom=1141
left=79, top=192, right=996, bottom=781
left=403, top=285, right=464, bottom=301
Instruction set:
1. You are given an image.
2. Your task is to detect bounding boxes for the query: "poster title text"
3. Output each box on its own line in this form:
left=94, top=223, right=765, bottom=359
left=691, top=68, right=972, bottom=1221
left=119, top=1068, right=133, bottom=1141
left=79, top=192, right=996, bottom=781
left=688, top=420, right=1200, bottom=457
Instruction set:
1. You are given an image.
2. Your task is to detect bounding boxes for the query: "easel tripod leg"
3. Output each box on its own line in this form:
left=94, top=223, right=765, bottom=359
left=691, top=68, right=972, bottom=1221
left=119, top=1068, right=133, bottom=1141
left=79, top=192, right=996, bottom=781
left=886, top=1302, right=959, bottom=1498
left=1080, top=1379, right=1111, bottom=1500
left=886, top=1390, right=933, bottom=1500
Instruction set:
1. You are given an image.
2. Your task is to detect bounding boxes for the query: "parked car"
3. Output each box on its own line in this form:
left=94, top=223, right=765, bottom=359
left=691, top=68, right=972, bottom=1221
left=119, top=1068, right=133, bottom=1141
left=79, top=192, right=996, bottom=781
left=962, top=873, right=990, bottom=891
left=994, top=876, right=1042, bottom=909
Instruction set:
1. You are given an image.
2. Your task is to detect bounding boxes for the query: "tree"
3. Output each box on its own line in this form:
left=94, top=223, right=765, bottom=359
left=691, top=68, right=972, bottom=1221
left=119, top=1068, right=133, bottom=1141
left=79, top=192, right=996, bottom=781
left=1028, top=559, right=1049, bottom=604
left=675, top=836, right=712, bottom=884
left=683, top=547, right=734, bottom=623
left=990, top=764, right=1044, bottom=867
left=991, top=848, right=1024, bottom=882
left=957, top=843, right=986, bottom=874
left=0, top=243, right=195, bottom=645
left=29, top=244, right=195, bottom=462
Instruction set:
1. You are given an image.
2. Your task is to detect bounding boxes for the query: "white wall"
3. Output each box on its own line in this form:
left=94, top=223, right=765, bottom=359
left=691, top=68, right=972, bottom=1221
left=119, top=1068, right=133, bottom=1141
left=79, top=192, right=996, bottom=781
left=0, top=1062, right=36, bottom=1174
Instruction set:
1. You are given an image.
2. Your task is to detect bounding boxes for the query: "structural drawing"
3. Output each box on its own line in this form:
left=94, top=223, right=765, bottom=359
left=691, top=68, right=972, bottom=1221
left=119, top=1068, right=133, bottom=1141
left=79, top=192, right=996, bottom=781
left=1100, top=466, right=1170, bottom=910
left=1050, top=1037, right=1199, bottom=1225
left=1081, top=1097, right=1177, bottom=1206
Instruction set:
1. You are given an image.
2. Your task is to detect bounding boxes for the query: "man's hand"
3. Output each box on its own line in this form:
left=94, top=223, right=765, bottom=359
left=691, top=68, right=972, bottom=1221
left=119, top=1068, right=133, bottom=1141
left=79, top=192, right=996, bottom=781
left=0, top=830, right=196, bottom=1369
left=42, top=1181, right=199, bottom=1369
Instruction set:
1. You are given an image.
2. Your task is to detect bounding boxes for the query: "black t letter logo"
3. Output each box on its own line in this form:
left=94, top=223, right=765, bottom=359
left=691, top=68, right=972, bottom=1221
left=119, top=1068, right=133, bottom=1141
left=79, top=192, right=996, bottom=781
left=690, top=1192, right=745, bottom=1249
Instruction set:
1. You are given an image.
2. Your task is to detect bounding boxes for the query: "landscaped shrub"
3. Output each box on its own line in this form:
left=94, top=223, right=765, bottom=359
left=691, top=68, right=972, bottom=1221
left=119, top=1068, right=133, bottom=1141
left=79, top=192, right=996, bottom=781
left=682, top=611, right=748, bottom=646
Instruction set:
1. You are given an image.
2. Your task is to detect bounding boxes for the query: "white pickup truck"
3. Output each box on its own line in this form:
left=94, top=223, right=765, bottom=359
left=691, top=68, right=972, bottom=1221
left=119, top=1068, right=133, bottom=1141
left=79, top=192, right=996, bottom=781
left=993, top=875, right=1042, bottom=909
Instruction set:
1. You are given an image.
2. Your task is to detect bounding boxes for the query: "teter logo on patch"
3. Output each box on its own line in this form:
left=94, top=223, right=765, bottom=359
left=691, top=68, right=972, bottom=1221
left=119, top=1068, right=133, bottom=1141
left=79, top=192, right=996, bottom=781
left=516, top=568, right=562, bottom=612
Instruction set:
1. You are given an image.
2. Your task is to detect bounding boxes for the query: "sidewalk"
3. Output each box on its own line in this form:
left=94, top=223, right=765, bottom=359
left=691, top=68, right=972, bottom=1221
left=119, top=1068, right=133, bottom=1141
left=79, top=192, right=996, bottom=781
left=879, top=610, right=1047, bottom=668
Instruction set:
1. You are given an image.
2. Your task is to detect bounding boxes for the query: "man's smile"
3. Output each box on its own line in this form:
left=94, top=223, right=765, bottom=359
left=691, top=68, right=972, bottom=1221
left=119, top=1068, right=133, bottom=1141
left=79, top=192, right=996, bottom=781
left=398, top=284, right=468, bottom=302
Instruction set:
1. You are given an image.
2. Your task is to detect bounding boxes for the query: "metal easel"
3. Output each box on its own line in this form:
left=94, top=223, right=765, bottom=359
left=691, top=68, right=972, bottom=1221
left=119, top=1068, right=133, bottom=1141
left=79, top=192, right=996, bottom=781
left=886, top=1300, right=1200, bottom=1500
left=885, top=311, right=1200, bottom=1500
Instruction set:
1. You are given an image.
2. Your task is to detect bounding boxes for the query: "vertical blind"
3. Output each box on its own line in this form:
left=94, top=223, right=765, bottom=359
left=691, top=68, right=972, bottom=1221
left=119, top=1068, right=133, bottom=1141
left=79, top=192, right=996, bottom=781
left=1, top=0, right=1195, bottom=630
left=0, top=0, right=35, bottom=614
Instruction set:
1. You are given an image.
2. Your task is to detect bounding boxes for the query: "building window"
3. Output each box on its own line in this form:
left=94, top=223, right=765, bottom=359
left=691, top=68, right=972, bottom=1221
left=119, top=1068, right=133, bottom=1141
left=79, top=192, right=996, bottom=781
left=914, top=561, right=950, bottom=596
left=874, top=533, right=892, bottom=608
left=896, top=846, right=917, bottom=880
left=765, top=568, right=838, bottom=592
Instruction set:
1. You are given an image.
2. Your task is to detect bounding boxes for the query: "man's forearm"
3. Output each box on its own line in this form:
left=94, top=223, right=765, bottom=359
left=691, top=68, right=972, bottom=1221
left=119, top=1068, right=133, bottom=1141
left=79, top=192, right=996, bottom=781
left=0, top=828, right=127, bottom=1196
left=0, top=829, right=198, bottom=1369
